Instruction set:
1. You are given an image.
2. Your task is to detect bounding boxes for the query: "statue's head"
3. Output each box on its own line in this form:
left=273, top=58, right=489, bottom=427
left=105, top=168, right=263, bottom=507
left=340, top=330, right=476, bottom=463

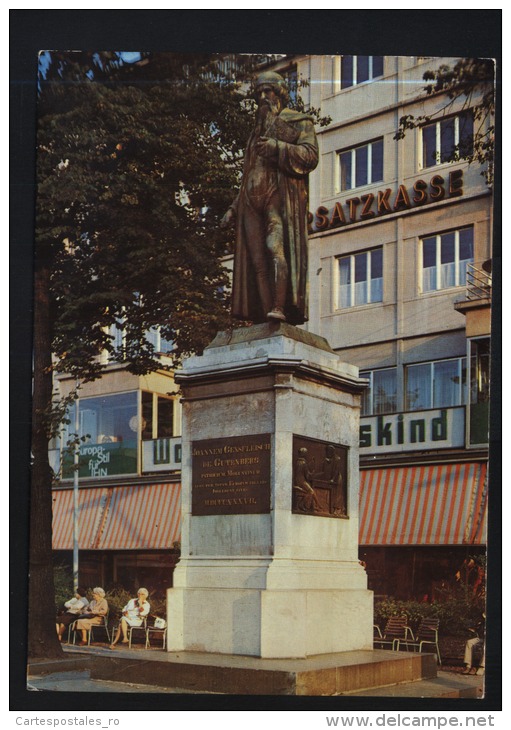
left=253, top=70, right=290, bottom=107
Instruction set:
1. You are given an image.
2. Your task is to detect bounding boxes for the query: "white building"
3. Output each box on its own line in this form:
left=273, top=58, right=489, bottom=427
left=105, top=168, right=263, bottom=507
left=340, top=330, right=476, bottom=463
left=301, top=54, right=491, bottom=598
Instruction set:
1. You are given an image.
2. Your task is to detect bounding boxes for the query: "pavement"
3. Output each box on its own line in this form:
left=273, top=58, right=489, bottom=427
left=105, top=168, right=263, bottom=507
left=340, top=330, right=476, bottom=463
left=27, top=668, right=215, bottom=693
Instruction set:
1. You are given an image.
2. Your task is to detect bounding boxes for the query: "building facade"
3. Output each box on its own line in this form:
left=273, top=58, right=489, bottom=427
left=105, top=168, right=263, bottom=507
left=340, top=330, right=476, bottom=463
left=50, top=333, right=183, bottom=595
left=50, top=54, right=492, bottom=601
left=303, top=54, right=491, bottom=599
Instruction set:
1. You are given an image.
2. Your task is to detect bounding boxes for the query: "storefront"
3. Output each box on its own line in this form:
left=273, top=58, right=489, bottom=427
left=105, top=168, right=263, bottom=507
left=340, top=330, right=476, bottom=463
left=52, top=480, right=182, bottom=595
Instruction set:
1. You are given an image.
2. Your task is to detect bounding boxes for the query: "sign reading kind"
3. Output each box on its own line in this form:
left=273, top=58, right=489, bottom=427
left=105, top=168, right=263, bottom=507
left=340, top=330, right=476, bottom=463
left=359, top=408, right=465, bottom=453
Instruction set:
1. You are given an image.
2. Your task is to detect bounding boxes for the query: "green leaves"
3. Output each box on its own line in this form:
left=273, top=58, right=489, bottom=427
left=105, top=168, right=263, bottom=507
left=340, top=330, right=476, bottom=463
left=394, top=57, right=495, bottom=186
left=37, top=52, right=260, bottom=379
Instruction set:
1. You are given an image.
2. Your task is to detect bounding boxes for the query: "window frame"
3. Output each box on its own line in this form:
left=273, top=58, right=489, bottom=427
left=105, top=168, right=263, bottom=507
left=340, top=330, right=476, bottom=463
left=336, top=247, right=383, bottom=310
left=420, top=226, right=474, bottom=294
left=338, top=55, right=384, bottom=89
left=336, top=137, right=384, bottom=192
left=360, top=367, right=398, bottom=417
left=420, top=110, right=474, bottom=170
left=404, top=357, right=467, bottom=412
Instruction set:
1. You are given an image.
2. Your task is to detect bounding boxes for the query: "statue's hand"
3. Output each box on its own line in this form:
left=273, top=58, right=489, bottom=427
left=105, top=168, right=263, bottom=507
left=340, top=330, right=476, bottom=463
left=220, top=207, right=235, bottom=228
left=255, top=136, right=278, bottom=159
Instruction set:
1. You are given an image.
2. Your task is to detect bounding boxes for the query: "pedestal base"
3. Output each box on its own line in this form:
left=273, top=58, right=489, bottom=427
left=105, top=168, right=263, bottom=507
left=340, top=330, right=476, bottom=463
left=169, top=583, right=373, bottom=658
left=170, top=323, right=373, bottom=658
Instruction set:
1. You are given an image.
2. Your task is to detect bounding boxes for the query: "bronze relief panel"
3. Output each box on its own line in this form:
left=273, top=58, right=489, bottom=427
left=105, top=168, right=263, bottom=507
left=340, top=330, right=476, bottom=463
left=292, top=435, right=348, bottom=518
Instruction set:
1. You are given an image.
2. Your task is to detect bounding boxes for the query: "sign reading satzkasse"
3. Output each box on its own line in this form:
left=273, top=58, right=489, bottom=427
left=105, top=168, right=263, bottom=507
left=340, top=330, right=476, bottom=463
left=191, top=434, right=271, bottom=515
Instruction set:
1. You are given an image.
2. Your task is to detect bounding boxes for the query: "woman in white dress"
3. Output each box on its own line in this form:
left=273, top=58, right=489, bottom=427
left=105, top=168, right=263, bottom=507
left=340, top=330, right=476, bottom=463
left=109, top=588, right=150, bottom=648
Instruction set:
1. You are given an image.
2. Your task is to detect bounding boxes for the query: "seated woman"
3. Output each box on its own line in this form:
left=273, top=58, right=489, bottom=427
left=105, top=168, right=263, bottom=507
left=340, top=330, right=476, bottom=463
left=109, top=588, right=150, bottom=648
left=73, top=587, right=108, bottom=646
left=56, top=586, right=89, bottom=641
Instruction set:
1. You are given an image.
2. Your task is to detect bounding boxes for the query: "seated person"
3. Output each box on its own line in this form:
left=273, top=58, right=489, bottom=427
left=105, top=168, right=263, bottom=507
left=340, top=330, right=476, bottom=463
left=109, top=588, right=150, bottom=648
left=462, top=612, right=485, bottom=675
left=56, top=586, right=89, bottom=641
left=73, top=587, right=108, bottom=646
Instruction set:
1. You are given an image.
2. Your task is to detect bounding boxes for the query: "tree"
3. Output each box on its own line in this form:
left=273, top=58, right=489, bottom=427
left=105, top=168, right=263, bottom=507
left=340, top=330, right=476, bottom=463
left=30, top=51, right=330, bottom=658
left=394, top=57, right=495, bottom=185
left=30, top=51, right=257, bottom=658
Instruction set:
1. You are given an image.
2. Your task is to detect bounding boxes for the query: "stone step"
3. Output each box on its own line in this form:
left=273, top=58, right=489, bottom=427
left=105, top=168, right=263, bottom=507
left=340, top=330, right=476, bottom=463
left=46, top=646, right=440, bottom=696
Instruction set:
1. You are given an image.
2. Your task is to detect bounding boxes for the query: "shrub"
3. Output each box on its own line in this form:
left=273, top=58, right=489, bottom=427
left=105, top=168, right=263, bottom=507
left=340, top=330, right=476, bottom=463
left=374, top=595, right=485, bottom=637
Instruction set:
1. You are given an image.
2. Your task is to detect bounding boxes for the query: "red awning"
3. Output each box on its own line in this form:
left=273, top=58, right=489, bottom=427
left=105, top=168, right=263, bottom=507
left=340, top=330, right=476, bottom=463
left=52, top=483, right=181, bottom=551
left=359, top=462, right=487, bottom=546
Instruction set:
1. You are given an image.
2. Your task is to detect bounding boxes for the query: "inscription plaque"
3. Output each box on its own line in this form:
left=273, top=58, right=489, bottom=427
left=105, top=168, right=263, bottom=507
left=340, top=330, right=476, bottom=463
left=192, top=434, right=271, bottom=515
left=292, top=435, right=348, bottom=518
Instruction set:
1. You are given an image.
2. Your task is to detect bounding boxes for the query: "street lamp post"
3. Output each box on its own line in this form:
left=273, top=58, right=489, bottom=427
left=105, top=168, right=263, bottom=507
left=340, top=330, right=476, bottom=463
left=73, top=386, right=80, bottom=592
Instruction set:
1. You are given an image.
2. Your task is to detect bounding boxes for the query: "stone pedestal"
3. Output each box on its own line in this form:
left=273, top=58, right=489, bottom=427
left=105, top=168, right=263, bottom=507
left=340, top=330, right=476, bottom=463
left=167, top=323, right=373, bottom=658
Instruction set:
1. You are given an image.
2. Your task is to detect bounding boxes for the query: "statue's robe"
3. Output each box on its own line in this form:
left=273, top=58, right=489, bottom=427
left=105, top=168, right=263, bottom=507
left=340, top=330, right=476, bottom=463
left=231, top=108, right=319, bottom=325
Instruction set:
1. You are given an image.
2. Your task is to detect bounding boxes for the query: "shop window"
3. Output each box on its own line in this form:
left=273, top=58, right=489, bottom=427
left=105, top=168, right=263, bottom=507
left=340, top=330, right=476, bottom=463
left=141, top=392, right=175, bottom=440
left=338, top=138, right=383, bottom=191
left=421, top=227, right=474, bottom=293
left=341, top=55, right=384, bottom=88
left=338, top=248, right=383, bottom=308
left=405, top=358, right=466, bottom=411
left=421, top=111, right=473, bottom=169
left=360, top=368, right=397, bottom=416
left=62, top=392, right=138, bottom=478
left=469, top=338, right=490, bottom=445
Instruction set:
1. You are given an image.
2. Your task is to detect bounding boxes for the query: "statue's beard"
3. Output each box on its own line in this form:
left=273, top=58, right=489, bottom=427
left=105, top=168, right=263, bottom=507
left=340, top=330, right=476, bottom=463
left=255, top=99, right=280, bottom=135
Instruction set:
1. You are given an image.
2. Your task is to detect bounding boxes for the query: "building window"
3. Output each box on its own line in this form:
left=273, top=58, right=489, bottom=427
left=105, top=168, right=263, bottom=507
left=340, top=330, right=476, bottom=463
left=338, top=248, right=383, bottom=308
left=146, top=327, right=174, bottom=355
left=405, top=358, right=467, bottom=411
left=141, top=391, right=175, bottom=440
left=360, top=368, right=397, bottom=416
left=62, top=392, right=138, bottom=478
left=421, top=111, right=473, bottom=169
left=338, top=138, right=383, bottom=191
left=469, top=338, right=490, bottom=445
left=421, top=227, right=474, bottom=293
left=341, top=56, right=384, bottom=88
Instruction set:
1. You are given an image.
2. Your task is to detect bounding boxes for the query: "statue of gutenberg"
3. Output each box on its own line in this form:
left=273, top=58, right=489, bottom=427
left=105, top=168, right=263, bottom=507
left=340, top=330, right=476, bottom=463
left=221, top=71, right=319, bottom=325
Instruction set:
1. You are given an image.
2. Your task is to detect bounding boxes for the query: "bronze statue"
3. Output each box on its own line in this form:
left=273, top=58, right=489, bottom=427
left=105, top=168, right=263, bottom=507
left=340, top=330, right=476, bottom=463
left=221, top=71, right=319, bottom=325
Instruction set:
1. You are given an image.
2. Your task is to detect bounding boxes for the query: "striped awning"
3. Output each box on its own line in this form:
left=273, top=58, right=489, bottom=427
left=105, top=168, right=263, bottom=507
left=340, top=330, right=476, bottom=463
left=359, top=462, right=487, bottom=546
left=52, top=483, right=181, bottom=551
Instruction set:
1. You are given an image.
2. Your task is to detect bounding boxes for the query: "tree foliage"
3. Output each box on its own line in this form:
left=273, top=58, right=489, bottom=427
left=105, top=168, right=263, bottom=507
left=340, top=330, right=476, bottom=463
left=395, top=57, right=495, bottom=185
left=37, top=53, right=257, bottom=386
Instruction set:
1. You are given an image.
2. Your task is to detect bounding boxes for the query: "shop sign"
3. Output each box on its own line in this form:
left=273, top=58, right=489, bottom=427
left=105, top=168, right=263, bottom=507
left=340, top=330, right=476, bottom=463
left=310, top=169, right=463, bottom=232
left=62, top=440, right=138, bottom=478
left=359, top=407, right=465, bottom=454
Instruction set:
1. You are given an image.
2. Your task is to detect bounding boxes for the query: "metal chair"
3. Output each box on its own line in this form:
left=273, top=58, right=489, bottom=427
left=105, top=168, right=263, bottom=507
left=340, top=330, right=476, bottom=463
left=127, top=617, right=147, bottom=648
left=145, top=619, right=167, bottom=650
left=377, top=615, right=413, bottom=650
left=373, top=624, right=383, bottom=648
left=70, top=611, right=110, bottom=646
left=400, top=617, right=441, bottom=664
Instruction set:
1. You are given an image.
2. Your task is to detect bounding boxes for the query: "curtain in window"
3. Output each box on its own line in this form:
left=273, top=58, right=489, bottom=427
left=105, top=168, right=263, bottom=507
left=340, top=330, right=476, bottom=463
left=459, top=228, right=474, bottom=285
left=406, top=364, right=431, bottom=410
left=373, top=369, right=397, bottom=414
left=440, top=232, right=456, bottom=288
left=339, top=257, right=351, bottom=307
left=354, top=253, right=367, bottom=305
left=433, top=360, right=462, bottom=408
